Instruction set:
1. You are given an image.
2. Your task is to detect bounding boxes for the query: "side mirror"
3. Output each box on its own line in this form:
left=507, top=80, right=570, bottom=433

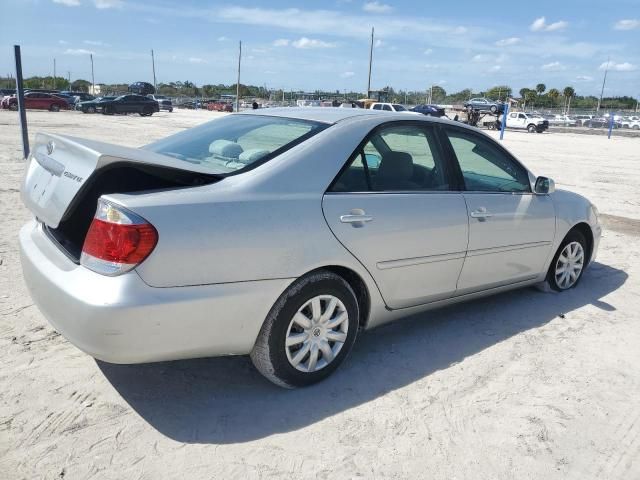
left=534, top=176, right=555, bottom=194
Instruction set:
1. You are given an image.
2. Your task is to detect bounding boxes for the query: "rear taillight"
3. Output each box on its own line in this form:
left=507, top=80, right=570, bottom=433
left=80, top=199, right=158, bottom=276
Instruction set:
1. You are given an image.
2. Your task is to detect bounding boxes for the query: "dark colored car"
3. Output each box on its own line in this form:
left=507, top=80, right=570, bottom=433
left=61, top=91, right=95, bottom=102
left=410, top=104, right=446, bottom=117
left=128, top=82, right=156, bottom=96
left=463, top=97, right=505, bottom=114
left=3, top=92, right=69, bottom=111
left=584, top=117, right=621, bottom=128
left=100, top=94, right=160, bottom=116
left=77, top=96, right=116, bottom=113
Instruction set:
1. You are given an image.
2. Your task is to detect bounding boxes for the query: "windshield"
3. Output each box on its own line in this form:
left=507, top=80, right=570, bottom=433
left=144, top=114, right=328, bottom=174
left=392, top=104, right=407, bottom=111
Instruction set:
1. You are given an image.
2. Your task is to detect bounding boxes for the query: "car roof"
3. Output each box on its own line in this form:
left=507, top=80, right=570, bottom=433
left=237, top=107, right=395, bottom=123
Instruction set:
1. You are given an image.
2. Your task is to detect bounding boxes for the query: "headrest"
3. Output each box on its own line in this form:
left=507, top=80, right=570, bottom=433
left=209, top=140, right=243, bottom=158
left=378, top=151, right=413, bottom=180
left=238, top=148, right=270, bottom=164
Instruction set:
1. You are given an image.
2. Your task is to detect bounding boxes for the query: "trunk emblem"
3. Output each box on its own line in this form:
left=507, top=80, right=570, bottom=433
left=46, top=141, right=55, bottom=155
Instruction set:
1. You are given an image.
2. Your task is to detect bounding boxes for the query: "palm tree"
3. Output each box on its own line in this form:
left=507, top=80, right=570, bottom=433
left=536, top=83, right=546, bottom=95
left=548, top=88, right=560, bottom=109
left=519, top=88, right=530, bottom=108
left=563, top=86, right=575, bottom=114
left=525, top=90, right=537, bottom=109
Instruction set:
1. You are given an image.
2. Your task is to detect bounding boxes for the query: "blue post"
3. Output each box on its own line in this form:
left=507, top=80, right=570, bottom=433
left=499, top=103, right=509, bottom=140
left=607, top=112, right=614, bottom=139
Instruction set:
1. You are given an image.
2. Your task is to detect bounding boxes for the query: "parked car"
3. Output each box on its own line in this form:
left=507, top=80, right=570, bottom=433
left=3, top=92, right=69, bottom=111
left=621, top=117, right=640, bottom=129
left=54, top=93, right=77, bottom=107
left=77, top=96, right=116, bottom=113
left=410, top=104, right=446, bottom=117
left=61, top=91, right=95, bottom=102
left=584, top=117, right=621, bottom=128
left=19, top=108, right=601, bottom=387
left=505, top=111, right=549, bottom=133
left=146, top=94, right=173, bottom=112
left=128, top=82, right=155, bottom=96
left=464, top=97, right=505, bottom=114
left=100, top=94, right=160, bottom=116
left=572, top=115, right=593, bottom=127
left=207, top=101, right=233, bottom=112
left=548, top=115, right=577, bottom=127
left=369, top=102, right=420, bottom=114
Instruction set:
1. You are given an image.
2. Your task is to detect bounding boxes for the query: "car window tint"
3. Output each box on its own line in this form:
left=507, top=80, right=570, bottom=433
left=519, top=114, right=526, bottom=119
left=331, top=125, right=449, bottom=192
left=444, top=129, right=530, bottom=193
left=372, top=104, right=381, bottom=110
left=382, top=105, right=392, bottom=111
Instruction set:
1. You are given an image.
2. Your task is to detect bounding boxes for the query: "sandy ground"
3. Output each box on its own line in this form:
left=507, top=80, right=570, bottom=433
left=0, top=109, right=639, bottom=480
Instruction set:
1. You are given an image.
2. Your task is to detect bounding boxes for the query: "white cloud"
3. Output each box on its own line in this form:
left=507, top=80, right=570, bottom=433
left=530, top=16, right=568, bottom=32
left=58, top=40, right=69, bottom=45
left=94, top=0, right=123, bottom=9
left=576, top=75, right=593, bottom=81
left=423, top=48, right=433, bottom=55
left=599, top=61, right=637, bottom=72
left=273, top=39, right=290, bottom=47
left=291, top=37, right=336, bottom=49
left=495, top=37, right=520, bottom=47
left=374, top=39, right=384, bottom=47
left=84, top=40, right=110, bottom=46
left=452, top=26, right=467, bottom=34
left=472, top=53, right=507, bottom=63
left=53, top=0, right=80, bottom=6
left=541, top=61, right=565, bottom=71
left=363, top=1, right=392, bottom=13
left=489, top=65, right=501, bottom=72
left=340, top=71, right=355, bottom=78
left=217, top=36, right=228, bottom=41
left=64, top=48, right=94, bottom=55
left=188, top=57, right=207, bottom=64
left=614, top=19, right=640, bottom=30
left=472, top=54, right=490, bottom=62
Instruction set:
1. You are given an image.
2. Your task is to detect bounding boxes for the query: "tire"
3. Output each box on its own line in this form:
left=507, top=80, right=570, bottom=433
left=536, top=128, right=544, bottom=133
left=527, top=124, right=537, bottom=133
left=490, top=105, right=498, bottom=113
left=633, top=125, right=639, bottom=130
left=168, top=108, right=173, bottom=113
left=102, top=105, right=112, bottom=115
left=87, top=106, right=96, bottom=113
left=49, top=104, right=60, bottom=112
left=9, top=104, right=18, bottom=111
left=546, top=230, right=588, bottom=292
left=140, top=106, right=153, bottom=116
left=250, top=270, right=359, bottom=388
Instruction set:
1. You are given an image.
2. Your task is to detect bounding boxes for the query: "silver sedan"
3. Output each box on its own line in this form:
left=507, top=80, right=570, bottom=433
left=19, top=108, right=601, bottom=388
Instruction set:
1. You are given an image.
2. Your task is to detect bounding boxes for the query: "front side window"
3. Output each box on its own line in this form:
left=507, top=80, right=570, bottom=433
left=145, top=115, right=327, bottom=175
left=382, top=105, right=392, bottom=111
left=444, top=128, right=530, bottom=193
left=372, top=104, right=382, bottom=110
left=331, top=124, right=450, bottom=192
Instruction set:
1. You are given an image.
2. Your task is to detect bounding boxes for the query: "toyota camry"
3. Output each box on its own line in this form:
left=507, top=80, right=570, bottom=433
left=19, top=108, right=601, bottom=388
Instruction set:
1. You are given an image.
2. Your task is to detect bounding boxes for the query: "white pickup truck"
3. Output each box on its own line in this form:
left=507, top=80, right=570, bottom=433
left=369, top=102, right=421, bottom=115
left=505, top=111, right=549, bottom=133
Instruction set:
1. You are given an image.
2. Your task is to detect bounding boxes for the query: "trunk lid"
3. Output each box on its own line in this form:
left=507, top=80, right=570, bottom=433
left=22, top=133, right=217, bottom=228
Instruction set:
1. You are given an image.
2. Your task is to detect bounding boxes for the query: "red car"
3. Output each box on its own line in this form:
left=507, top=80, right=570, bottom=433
left=207, top=101, right=233, bottom=112
left=2, top=92, right=69, bottom=112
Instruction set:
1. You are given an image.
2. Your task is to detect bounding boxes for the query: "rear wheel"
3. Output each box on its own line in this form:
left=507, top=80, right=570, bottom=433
left=50, top=104, right=60, bottom=112
left=87, top=106, right=96, bottom=113
left=633, top=125, right=640, bottom=130
left=9, top=103, right=18, bottom=111
left=102, top=105, right=113, bottom=115
left=547, top=230, right=587, bottom=291
left=250, top=270, right=359, bottom=388
left=527, top=124, right=537, bottom=133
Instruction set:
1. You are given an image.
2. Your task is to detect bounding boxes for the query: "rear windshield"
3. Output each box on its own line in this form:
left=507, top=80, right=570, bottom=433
left=144, top=114, right=328, bottom=174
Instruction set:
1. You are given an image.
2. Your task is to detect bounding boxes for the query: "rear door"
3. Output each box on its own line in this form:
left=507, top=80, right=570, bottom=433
left=323, top=122, right=469, bottom=309
left=440, top=126, right=556, bottom=293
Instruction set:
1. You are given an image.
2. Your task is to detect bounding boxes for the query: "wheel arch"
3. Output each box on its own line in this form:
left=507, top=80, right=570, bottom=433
left=567, top=221, right=594, bottom=265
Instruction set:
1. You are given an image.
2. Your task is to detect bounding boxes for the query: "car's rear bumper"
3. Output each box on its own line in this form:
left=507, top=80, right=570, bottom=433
left=19, top=220, right=292, bottom=364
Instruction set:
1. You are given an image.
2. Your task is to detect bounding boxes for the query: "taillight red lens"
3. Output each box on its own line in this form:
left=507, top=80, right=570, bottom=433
left=80, top=200, right=158, bottom=276
left=82, top=219, right=157, bottom=264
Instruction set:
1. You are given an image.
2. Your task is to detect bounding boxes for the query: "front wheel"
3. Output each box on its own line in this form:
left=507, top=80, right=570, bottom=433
left=547, top=230, right=587, bottom=291
left=250, top=270, right=359, bottom=388
left=527, top=124, right=537, bottom=133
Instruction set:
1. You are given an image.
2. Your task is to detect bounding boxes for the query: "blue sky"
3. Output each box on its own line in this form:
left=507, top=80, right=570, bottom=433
left=2, top=0, right=639, bottom=96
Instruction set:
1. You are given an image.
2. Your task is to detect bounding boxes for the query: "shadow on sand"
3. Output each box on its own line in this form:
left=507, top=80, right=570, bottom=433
left=98, top=262, right=626, bottom=444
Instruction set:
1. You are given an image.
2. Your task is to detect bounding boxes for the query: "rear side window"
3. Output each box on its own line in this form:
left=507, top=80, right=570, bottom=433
left=331, top=124, right=450, bottom=192
left=144, top=115, right=327, bottom=175
left=443, top=128, right=531, bottom=193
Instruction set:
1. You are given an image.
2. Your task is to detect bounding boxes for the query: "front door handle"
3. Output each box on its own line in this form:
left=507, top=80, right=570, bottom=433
left=340, top=208, right=373, bottom=227
left=470, top=208, right=492, bottom=219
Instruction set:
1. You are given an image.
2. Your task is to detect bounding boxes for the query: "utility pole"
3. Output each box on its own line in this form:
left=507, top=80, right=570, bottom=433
left=14, top=46, right=29, bottom=159
left=597, top=56, right=609, bottom=114
left=151, top=49, right=157, bottom=92
left=90, top=53, right=95, bottom=95
left=53, top=58, right=56, bottom=89
left=235, top=40, right=242, bottom=112
left=67, top=71, right=71, bottom=88
left=367, top=27, right=374, bottom=98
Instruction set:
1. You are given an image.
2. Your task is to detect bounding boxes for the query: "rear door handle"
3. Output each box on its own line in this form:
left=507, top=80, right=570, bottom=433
left=340, top=208, right=373, bottom=227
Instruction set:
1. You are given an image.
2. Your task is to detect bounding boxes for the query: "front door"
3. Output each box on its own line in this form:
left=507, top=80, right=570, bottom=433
left=322, top=122, right=469, bottom=309
left=440, top=126, right=556, bottom=293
